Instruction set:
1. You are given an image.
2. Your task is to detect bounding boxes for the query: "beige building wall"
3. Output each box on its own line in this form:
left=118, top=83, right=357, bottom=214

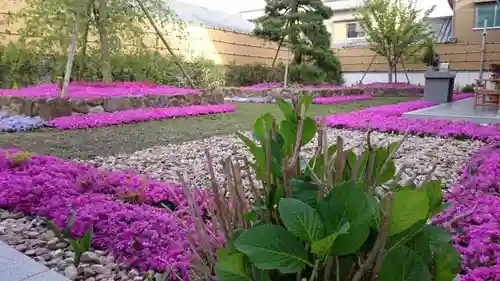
left=452, top=0, right=500, bottom=44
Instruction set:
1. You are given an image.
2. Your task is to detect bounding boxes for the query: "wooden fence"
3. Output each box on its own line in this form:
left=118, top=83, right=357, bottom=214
left=335, top=43, right=500, bottom=72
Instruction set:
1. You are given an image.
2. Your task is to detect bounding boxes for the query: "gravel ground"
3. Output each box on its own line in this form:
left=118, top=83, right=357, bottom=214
left=88, top=129, right=485, bottom=189
left=0, top=210, right=159, bottom=281
left=0, top=129, right=484, bottom=281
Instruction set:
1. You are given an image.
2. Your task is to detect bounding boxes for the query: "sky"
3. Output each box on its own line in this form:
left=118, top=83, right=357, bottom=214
left=177, top=0, right=453, bottom=17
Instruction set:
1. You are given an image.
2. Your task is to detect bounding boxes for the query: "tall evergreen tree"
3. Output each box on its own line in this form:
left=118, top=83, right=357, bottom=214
left=254, top=0, right=343, bottom=83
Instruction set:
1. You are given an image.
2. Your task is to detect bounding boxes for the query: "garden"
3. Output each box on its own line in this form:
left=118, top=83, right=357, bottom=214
left=1, top=0, right=500, bottom=280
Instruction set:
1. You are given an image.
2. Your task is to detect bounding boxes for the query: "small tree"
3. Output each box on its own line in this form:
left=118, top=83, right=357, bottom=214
left=254, top=0, right=343, bottom=83
left=13, top=0, right=187, bottom=83
left=357, top=0, right=435, bottom=82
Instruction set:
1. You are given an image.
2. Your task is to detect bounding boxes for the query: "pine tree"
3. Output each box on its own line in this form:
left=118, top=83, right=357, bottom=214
left=254, top=0, right=343, bottom=83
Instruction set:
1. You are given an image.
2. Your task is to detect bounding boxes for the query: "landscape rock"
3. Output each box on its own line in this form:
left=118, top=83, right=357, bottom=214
left=64, top=265, right=78, bottom=280
left=38, top=98, right=73, bottom=120
left=80, top=251, right=101, bottom=264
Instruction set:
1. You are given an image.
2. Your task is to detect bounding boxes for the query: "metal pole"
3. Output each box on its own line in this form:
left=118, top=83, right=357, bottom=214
left=479, top=19, right=488, bottom=83
left=284, top=46, right=290, bottom=88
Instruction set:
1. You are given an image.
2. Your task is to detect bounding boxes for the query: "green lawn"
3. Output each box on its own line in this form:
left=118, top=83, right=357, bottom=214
left=0, top=97, right=415, bottom=159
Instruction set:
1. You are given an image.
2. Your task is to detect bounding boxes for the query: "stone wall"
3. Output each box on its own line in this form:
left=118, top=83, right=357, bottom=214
left=215, top=86, right=423, bottom=99
left=0, top=91, right=224, bottom=120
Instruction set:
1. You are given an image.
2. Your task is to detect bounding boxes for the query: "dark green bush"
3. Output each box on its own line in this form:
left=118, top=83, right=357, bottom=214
left=287, top=63, right=327, bottom=84
left=224, top=62, right=285, bottom=86
left=460, top=84, right=474, bottom=93
left=224, top=62, right=333, bottom=86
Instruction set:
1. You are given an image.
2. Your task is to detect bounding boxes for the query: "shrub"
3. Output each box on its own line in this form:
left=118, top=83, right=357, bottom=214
left=189, top=97, right=461, bottom=281
left=0, top=42, right=225, bottom=89
left=224, top=62, right=284, bottom=86
left=287, top=63, right=327, bottom=84
left=224, top=62, right=334, bottom=86
left=460, top=84, right=474, bottom=93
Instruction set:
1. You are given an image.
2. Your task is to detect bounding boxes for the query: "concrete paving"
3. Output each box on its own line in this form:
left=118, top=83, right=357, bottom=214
left=404, top=98, right=500, bottom=124
left=0, top=241, right=69, bottom=281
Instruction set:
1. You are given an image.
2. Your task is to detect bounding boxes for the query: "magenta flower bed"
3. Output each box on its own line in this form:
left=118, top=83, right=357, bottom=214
left=48, top=104, right=236, bottom=130
left=322, top=94, right=500, bottom=143
left=360, top=82, right=423, bottom=89
left=432, top=146, right=500, bottom=280
left=0, top=149, right=218, bottom=275
left=312, top=94, right=374, bottom=104
left=0, top=82, right=200, bottom=99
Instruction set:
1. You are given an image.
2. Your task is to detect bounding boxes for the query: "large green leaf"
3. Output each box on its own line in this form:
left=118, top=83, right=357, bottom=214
left=278, top=118, right=317, bottom=156
left=276, top=98, right=295, bottom=121
left=234, top=225, right=310, bottom=273
left=216, top=253, right=253, bottom=281
left=434, top=244, right=461, bottom=281
left=279, top=198, right=325, bottom=242
left=301, top=117, right=317, bottom=145
left=406, top=229, right=433, bottom=266
left=310, top=222, right=350, bottom=257
left=389, top=189, right=429, bottom=236
left=374, top=147, right=396, bottom=185
left=317, top=181, right=373, bottom=255
left=422, top=180, right=444, bottom=215
left=236, top=132, right=266, bottom=180
left=306, top=145, right=337, bottom=180
left=299, top=95, right=313, bottom=116
left=379, top=245, right=432, bottom=281
left=253, top=113, right=273, bottom=141
left=424, top=225, right=452, bottom=250
left=291, top=179, right=319, bottom=209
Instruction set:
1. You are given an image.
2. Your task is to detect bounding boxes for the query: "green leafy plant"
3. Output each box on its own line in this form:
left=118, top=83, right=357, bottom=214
left=197, top=96, right=460, bottom=281
left=0, top=42, right=224, bottom=88
left=460, top=84, right=474, bottom=93
left=46, top=211, right=94, bottom=266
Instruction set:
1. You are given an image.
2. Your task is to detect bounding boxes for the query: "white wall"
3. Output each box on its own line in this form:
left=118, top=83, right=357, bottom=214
left=342, top=71, right=489, bottom=89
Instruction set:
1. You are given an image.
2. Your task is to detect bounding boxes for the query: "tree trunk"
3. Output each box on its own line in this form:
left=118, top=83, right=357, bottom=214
left=94, top=0, right=112, bottom=82
left=135, top=0, right=196, bottom=88
left=77, top=2, right=92, bottom=81
left=271, top=36, right=284, bottom=68
left=387, top=62, right=393, bottom=83
left=61, top=10, right=81, bottom=98
left=289, top=0, right=301, bottom=65
left=394, top=63, right=398, bottom=83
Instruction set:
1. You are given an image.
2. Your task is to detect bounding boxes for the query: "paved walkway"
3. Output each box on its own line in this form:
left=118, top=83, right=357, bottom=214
left=0, top=241, right=69, bottom=281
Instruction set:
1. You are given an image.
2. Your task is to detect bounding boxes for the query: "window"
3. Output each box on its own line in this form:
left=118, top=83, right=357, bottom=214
left=475, top=3, right=500, bottom=28
left=346, top=22, right=365, bottom=39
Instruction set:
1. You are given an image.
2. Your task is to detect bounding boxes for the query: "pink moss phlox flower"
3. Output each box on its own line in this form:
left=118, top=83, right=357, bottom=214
left=0, top=150, right=216, bottom=278
left=321, top=94, right=500, bottom=143
left=0, top=82, right=200, bottom=99
left=47, top=104, right=236, bottom=129
left=312, top=94, right=374, bottom=104
left=432, top=145, right=500, bottom=280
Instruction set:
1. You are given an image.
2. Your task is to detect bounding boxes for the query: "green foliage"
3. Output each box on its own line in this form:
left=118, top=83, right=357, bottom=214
left=11, top=0, right=183, bottom=81
left=224, top=62, right=331, bottom=86
left=254, top=0, right=343, bottom=83
left=421, top=40, right=440, bottom=67
left=46, top=211, right=94, bottom=266
left=357, top=0, right=435, bottom=82
left=13, top=0, right=178, bottom=53
left=215, top=96, right=460, bottom=281
left=460, top=84, right=474, bottom=93
left=224, top=63, right=284, bottom=86
left=0, top=42, right=224, bottom=88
